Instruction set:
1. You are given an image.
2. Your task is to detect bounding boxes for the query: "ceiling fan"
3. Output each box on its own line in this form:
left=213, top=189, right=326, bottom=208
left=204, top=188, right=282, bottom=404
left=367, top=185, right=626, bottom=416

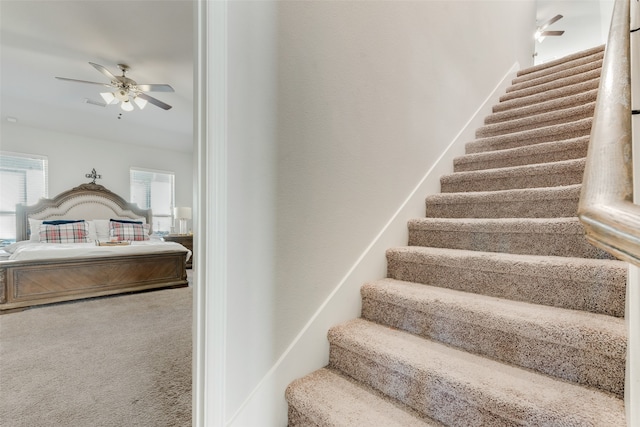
left=56, top=62, right=174, bottom=111
left=535, top=14, right=565, bottom=42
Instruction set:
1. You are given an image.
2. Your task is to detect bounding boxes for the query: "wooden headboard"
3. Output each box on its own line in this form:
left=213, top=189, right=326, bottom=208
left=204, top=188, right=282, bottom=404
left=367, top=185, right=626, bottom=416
left=16, top=183, right=152, bottom=241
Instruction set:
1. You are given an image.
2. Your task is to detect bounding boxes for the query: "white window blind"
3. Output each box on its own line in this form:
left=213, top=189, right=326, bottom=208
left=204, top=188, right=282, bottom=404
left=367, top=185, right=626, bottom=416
left=0, top=152, right=48, bottom=243
left=130, top=168, right=175, bottom=235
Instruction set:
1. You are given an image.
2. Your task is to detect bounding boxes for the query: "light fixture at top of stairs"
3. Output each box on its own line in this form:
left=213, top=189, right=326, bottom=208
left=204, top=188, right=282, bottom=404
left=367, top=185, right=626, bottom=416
left=535, top=14, right=565, bottom=42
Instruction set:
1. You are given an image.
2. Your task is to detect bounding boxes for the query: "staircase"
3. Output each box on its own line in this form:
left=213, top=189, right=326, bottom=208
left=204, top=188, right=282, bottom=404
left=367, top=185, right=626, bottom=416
left=285, top=45, right=628, bottom=426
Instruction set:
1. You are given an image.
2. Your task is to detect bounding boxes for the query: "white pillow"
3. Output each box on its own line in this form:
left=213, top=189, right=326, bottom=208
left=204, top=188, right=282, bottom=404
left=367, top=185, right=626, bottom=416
left=28, top=219, right=43, bottom=241
left=93, top=220, right=111, bottom=241
left=86, top=220, right=98, bottom=241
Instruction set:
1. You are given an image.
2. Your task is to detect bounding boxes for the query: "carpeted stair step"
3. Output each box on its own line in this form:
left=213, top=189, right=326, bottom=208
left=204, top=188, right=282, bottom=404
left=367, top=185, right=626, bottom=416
left=328, top=318, right=625, bottom=426
left=507, top=57, right=603, bottom=94
left=453, top=136, right=589, bottom=172
left=465, top=118, right=592, bottom=154
left=514, top=45, right=604, bottom=81
left=492, top=77, right=600, bottom=114
left=360, top=278, right=626, bottom=396
left=425, top=184, right=580, bottom=219
left=485, top=89, right=598, bottom=125
left=476, top=101, right=595, bottom=138
left=386, top=246, right=626, bottom=317
left=440, top=158, right=585, bottom=193
left=499, top=68, right=601, bottom=104
left=407, top=217, right=613, bottom=259
left=286, top=368, right=443, bottom=427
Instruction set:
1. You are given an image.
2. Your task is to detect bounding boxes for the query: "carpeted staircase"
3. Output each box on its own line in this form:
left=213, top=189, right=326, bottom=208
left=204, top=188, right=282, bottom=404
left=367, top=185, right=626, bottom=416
left=286, top=45, right=628, bottom=426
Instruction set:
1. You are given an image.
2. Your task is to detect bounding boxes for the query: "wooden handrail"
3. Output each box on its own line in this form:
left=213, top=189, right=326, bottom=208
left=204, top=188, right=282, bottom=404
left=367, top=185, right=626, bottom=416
left=578, top=0, right=640, bottom=266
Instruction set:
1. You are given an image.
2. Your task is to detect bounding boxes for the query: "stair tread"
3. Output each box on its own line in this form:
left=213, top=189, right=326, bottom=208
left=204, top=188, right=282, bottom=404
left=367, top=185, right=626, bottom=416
left=500, top=68, right=601, bottom=103
left=427, top=183, right=581, bottom=203
left=486, top=89, right=598, bottom=125
left=508, top=57, right=603, bottom=93
left=407, top=216, right=612, bottom=259
left=386, top=246, right=626, bottom=317
left=330, top=318, right=625, bottom=425
left=441, top=158, right=585, bottom=192
left=329, top=318, right=625, bottom=426
left=287, top=368, right=442, bottom=427
left=476, top=102, right=595, bottom=138
left=363, top=278, right=625, bottom=353
left=465, top=118, right=592, bottom=154
left=516, top=45, right=604, bottom=79
left=454, top=136, right=589, bottom=172
left=492, top=77, right=600, bottom=114
left=409, top=216, right=586, bottom=233
left=387, top=245, right=626, bottom=270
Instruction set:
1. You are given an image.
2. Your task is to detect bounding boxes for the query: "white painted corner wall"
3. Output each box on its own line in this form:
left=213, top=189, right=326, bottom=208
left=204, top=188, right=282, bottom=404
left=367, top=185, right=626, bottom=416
left=0, top=125, right=193, bottom=210
left=196, top=1, right=536, bottom=425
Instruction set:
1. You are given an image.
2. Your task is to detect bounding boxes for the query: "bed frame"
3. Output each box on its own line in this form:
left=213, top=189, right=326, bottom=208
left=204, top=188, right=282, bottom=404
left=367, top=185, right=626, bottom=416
left=0, top=183, right=188, bottom=313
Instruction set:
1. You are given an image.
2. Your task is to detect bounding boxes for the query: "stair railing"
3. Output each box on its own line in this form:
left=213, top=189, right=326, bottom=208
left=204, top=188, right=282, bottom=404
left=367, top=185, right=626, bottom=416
left=578, top=0, right=640, bottom=266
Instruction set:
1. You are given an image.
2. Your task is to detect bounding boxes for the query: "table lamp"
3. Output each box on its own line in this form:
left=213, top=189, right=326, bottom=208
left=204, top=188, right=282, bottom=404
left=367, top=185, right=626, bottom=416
left=174, top=207, right=192, bottom=235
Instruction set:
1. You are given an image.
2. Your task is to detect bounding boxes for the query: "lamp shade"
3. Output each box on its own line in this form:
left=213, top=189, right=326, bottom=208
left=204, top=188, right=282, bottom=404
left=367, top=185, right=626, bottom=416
left=174, top=207, right=192, bottom=219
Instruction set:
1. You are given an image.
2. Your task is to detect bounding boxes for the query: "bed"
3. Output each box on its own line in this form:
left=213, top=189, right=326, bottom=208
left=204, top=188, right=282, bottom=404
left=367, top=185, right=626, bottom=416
left=0, top=182, right=191, bottom=313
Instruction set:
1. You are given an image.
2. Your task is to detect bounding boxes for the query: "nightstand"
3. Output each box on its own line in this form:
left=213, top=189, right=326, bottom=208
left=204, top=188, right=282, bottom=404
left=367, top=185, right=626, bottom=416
left=164, top=234, right=193, bottom=269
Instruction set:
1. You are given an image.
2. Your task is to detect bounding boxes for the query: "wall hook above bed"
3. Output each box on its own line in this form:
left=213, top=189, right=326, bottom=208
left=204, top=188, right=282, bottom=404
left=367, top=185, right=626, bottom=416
left=85, top=168, right=102, bottom=184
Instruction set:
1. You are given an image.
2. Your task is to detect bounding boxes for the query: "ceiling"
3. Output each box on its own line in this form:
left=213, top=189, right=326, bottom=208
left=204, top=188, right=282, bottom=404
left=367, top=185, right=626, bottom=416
left=0, top=1, right=612, bottom=155
left=0, top=0, right=194, bottom=153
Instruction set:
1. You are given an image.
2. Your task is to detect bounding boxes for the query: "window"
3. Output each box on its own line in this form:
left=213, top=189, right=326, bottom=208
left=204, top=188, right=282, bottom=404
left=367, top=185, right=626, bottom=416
left=130, top=168, right=175, bottom=236
left=0, top=152, right=48, bottom=244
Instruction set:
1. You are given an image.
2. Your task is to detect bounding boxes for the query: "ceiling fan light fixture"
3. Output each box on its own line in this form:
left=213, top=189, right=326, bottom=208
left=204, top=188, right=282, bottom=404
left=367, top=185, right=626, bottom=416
left=115, top=89, right=129, bottom=102
left=100, top=92, right=118, bottom=104
left=133, top=95, right=148, bottom=110
left=120, top=99, right=134, bottom=112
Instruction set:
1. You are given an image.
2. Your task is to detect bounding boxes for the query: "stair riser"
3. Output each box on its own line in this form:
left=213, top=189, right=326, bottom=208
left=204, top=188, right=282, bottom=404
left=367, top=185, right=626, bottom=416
left=453, top=139, right=588, bottom=172
left=361, top=297, right=624, bottom=397
left=485, top=90, right=598, bottom=125
left=425, top=196, right=578, bottom=218
left=407, top=228, right=613, bottom=259
left=466, top=119, right=592, bottom=154
left=440, top=168, right=584, bottom=193
left=507, top=58, right=603, bottom=93
left=492, top=78, right=600, bottom=114
left=386, top=256, right=625, bottom=317
left=476, top=104, right=595, bottom=139
left=500, top=69, right=601, bottom=103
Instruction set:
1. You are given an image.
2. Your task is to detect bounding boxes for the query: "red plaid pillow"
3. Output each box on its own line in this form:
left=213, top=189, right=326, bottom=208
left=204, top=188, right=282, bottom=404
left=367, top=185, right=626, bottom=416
left=109, top=221, right=150, bottom=241
left=39, top=222, right=91, bottom=243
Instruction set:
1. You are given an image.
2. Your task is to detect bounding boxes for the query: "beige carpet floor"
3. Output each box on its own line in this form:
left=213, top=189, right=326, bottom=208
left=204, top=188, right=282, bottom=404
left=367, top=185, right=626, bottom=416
left=0, top=286, right=192, bottom=427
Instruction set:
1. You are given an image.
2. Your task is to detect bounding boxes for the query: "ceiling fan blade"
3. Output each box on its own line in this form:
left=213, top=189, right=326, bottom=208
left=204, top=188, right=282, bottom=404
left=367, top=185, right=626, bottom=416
left=89, top=62, right=118, bottom=81
left=541, top=30, right=565, bottom=36
left=136, top=84, right=175, bottom=93
left=55, top=77, right=113, bottom=88
left=539, top=14, right=563, bottom=30
left=137, top=92, right=172, bottom=110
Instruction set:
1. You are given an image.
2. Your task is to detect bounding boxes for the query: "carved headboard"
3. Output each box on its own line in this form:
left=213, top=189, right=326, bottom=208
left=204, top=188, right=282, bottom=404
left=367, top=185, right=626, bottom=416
left=16, top=183, right=152, bottom=241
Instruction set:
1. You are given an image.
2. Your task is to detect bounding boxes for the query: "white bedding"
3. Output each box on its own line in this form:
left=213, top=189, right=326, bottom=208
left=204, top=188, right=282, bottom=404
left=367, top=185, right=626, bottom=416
left=4, top=240, right=192, bottom=262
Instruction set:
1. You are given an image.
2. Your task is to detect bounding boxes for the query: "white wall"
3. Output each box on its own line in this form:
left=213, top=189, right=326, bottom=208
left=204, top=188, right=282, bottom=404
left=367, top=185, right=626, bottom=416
left=1, top=124, right=193, bottom=218
left=210, top=1, right=536, bottom=425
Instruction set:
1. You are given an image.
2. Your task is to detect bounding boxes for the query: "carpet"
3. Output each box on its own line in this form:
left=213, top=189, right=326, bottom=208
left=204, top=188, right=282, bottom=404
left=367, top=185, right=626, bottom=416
left=286, top=44, right=627, bottom=425
left=0, top=286, right=192, bottom=427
